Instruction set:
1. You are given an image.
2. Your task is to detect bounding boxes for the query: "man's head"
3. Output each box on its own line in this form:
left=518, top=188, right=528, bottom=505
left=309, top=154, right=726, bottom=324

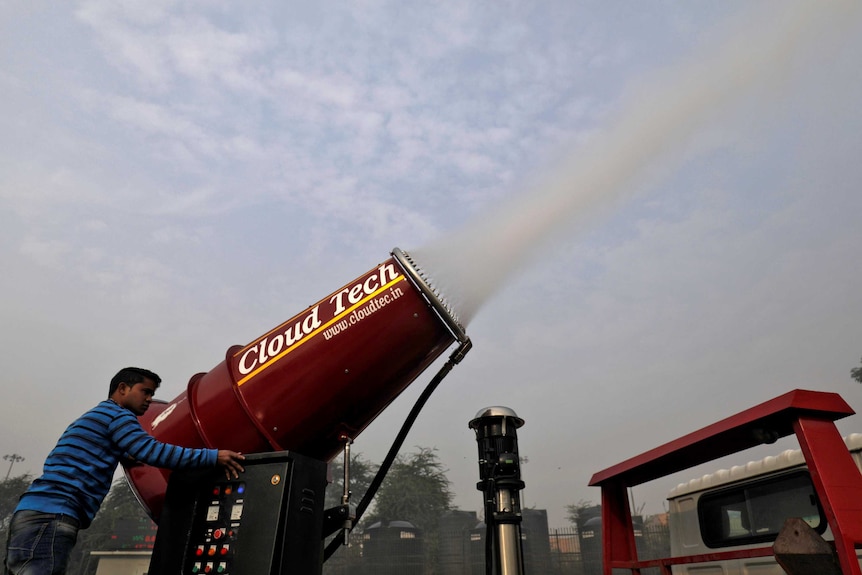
left=109, top=367, right=162, bottom=416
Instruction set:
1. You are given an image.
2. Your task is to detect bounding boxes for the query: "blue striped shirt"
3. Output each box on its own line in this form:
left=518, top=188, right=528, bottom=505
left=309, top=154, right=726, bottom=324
left=16, top=399, right=217, bottom=527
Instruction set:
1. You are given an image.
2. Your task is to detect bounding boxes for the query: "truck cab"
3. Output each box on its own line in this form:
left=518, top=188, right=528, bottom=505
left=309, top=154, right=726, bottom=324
left=667, top=434, right=862, bottom=573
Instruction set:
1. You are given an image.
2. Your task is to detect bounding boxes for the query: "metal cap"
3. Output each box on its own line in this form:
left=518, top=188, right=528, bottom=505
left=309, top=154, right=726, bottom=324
left=469, top=406, right=524, bottom=429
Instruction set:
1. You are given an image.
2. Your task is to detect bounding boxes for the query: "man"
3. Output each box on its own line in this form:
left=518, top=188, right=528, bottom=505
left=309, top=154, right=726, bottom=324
left=4, top=367, right=245, bottom=575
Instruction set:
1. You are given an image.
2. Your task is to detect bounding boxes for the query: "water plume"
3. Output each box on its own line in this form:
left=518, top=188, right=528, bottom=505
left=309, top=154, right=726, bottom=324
left=411, top=0, right=859, bottom=327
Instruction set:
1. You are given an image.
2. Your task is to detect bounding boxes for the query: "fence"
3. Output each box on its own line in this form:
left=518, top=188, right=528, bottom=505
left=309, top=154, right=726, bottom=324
left=322, top=520, right=670, bottom=575
left=32, top=514, right=670, bottom=575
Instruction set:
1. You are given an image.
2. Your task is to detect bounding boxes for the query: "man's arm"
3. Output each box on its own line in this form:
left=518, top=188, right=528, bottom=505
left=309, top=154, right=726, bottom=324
left=111, top=409, right=240, bottom=473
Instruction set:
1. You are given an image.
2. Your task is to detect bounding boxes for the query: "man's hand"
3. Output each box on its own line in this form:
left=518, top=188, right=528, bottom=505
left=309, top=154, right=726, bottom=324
left=217, top=450, right=245, bottom=479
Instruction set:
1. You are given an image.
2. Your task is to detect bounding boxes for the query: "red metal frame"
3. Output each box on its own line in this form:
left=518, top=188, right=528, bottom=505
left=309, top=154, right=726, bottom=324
left=588, top=389, right=862, bottom=575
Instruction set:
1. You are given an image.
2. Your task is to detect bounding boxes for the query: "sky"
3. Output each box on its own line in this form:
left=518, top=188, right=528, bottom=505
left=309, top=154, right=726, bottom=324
left=2, top=1, right=862, bottom=528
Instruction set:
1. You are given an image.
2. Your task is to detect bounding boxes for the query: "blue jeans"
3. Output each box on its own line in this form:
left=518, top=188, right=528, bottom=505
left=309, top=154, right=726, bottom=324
left=4, top=511, right=79, bottom=575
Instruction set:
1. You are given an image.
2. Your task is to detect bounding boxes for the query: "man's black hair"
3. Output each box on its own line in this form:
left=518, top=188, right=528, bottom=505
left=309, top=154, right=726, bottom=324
left=109, top=367, right=162, bottom=397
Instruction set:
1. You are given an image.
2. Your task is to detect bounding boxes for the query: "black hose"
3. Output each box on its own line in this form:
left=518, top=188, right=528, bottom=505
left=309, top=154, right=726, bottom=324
left=323, top=357, right=457, bottom=561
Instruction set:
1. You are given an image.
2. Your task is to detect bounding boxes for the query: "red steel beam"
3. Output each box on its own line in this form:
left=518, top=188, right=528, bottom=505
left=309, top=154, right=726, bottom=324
left=589, top=389, right=860, bottom=575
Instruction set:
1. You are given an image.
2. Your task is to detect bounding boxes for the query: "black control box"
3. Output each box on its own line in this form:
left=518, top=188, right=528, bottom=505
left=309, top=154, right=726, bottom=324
left=148, top=451, right=327, bottom=575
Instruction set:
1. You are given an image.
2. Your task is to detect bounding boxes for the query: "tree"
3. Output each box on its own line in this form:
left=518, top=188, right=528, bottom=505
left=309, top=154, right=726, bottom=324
left=66, top=478, right=154, bottom=575
left=365, top=447, right=453, bottom=531
left=852, top=356, right=862, bottom=384
left=324, top=451, right=378, bottom=512
left=360, top=447, right=453, bottom=575
left=565, top=499, right=599, bottom=527
left=0, top=474, right=32, bottom=529
left=0, top=473, right=33, bottom=568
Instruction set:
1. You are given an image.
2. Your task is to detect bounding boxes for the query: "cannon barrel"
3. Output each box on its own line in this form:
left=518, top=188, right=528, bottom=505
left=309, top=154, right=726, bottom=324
left=124, top=248, right=469, bottom=520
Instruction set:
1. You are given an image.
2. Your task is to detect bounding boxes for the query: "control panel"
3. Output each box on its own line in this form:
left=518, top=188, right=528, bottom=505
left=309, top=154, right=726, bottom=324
left=187, top=480, right=243, bottom=574
left=148, top=451, right=327, bottom=575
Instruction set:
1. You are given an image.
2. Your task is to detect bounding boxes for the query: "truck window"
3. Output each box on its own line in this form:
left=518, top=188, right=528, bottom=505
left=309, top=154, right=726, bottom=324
left=698, top=470, right=824, bottom=548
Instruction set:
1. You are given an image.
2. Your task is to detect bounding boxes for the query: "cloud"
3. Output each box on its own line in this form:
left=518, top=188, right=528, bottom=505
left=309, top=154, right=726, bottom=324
left=3, top=0, right=861, bottom=527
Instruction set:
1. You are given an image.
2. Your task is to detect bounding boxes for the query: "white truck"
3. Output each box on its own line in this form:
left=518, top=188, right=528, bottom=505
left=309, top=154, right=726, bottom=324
left=667, top=434, right=862, bottom=574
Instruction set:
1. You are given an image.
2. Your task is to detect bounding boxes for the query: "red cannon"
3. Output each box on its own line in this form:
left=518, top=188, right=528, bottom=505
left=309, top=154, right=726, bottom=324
left=124, top=248, right=470, bottom=520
